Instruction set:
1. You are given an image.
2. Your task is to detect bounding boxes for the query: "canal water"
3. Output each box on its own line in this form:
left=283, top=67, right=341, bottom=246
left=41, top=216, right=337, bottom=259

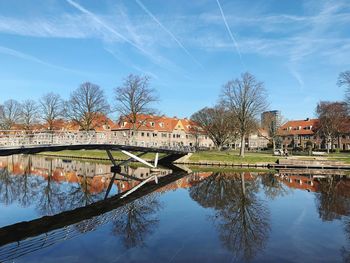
left=0, top=155, right=349, bottom=263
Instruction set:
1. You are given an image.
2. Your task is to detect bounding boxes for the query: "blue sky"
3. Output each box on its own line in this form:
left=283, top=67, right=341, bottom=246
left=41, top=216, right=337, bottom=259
left=0, top=0, right=349, bottom=120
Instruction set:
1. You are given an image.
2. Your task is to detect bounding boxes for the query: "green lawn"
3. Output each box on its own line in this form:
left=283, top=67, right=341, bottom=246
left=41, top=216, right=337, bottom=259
left=327, top=152, right=350, bottom=163
left=189, top=150, right=280, bottom=164
left=38, top=149, right=350, bottom=165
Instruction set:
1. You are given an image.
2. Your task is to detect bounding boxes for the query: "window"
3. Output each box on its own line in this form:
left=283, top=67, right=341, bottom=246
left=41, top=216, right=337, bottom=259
left=147, top=133, right=150, bottom=137
left=141, top=132, right=145, bottom=137
left=153, top=133, right=157, bottom=137
left=159, top=122, right=164, bottom=128
left=150, top=122, right=155, bottom=127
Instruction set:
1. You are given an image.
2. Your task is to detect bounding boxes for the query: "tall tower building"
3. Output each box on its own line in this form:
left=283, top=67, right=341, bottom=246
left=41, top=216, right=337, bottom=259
left=261, top=110, right=281, bottom=130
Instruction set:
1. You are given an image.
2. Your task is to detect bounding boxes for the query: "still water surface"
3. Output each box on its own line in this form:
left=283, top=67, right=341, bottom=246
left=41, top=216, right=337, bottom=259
left=0, top=155, right=349, bottom=263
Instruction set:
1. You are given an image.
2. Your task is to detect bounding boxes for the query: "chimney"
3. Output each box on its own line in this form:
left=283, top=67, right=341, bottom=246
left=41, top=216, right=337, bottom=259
left=305, top=118, right=310, bottom=121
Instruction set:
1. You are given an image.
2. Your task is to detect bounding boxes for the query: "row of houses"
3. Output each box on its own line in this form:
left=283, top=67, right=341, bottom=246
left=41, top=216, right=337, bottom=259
left=6, top=111, right=350, bottom=151
left=278, top=118, right=350, bottom=150
left=3, top=113, right=270, bottom=150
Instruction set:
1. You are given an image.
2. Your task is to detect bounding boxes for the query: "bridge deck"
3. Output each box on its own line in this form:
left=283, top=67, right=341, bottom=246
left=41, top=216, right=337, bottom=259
left=0, top=144, right=189, bottom=157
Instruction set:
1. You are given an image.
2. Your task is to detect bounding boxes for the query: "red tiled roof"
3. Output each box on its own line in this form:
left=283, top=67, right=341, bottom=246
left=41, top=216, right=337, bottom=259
left=278, top=119, right=319, bottom=136
left=114, top=114, right=203, bottom=134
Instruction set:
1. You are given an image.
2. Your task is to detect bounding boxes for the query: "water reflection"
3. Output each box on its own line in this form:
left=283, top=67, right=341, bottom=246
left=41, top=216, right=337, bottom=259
left=0, top=155, right=171, bottom=218
left=1, top=155, right=350, bottom=263
left=261, top=172, right=290, bottom=200
left=190, top=172, right=270, bottom=261
left=315, top=176, right=350, bottom=221
left=112, top=194, right=161, bottom=249
left=343, top=217, right=350, bottom=263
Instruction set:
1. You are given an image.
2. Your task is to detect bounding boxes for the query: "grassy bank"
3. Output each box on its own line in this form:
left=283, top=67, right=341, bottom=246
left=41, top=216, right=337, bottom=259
left=37, top=149, right=349, bottom=165
left=189, top=151, right=279, bottom=164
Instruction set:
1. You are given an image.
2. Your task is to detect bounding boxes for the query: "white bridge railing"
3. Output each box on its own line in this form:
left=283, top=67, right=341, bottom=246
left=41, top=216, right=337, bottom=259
left=0, top=130, right=194, bottom=152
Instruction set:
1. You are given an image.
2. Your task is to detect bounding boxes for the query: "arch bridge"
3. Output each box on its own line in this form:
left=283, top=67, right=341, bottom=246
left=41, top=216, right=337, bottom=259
left=0, top=130, right=193, bottom=197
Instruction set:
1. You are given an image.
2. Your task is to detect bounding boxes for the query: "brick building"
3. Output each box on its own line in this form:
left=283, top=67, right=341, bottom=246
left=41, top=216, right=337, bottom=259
left=113, top=114, right=213, bottom=148
left=278, top=118, right=350, bottom=150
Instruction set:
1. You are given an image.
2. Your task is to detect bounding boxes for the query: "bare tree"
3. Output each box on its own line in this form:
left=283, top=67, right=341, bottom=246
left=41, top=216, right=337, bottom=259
left=114, top=74, right=158, bottom=139
left=316, top=101, right=347, bottom=153
left=338, top=70, right=350, bottom=106
left=261, top=112, right=286, bottom=152
left=39, top=92, right=65, bottom=130
left=0, top=99, right=22, bottom=130
left=221, top=72, right=268, bottom=157
left=191, top=106, right=237, bottom=150
left=20, top=100, right=39, bottom=131
left=68, top=82, right=110, bottom=131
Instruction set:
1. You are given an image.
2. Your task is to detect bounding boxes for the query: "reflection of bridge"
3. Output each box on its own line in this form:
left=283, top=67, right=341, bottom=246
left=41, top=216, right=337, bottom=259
left=0, top=167, right=189, bottom=262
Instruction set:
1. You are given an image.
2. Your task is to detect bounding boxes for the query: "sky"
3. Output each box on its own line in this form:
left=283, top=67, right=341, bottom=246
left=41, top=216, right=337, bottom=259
left=0, top=0, right=349, bottom=120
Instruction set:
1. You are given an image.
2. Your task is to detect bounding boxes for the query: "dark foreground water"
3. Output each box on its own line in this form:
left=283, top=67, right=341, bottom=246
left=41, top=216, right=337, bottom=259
left=0, top=155, right=349, bottom=263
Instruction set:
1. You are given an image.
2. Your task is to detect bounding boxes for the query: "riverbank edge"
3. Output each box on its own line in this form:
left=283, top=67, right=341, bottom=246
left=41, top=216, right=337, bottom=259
left=36, top=152, right=276, bottom=167
left=36, top=153, right=350, bottom=170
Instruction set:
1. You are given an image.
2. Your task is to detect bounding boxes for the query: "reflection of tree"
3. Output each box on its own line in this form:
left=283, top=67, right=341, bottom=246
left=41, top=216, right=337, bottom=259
left=261, top=173, right=290, bottom=200
left=15, top=156, right=40, bottom=207
left=0, top=168, right=18, bottom=205
left=315, top=176, right=350, bottom=262
left=36, top=160, right=65, bottom=215
left=316, top=176, right=350, bottom=221
left=190, top=173, right=270, bottom=261
left=112, top=193, right=161, bottom=249
left=0, top=156, right=43, bottom=208
left=63, top=174, right=105, bottom=211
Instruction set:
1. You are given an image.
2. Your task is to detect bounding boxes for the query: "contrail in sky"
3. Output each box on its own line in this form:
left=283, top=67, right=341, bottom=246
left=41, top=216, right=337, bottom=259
left=0, top=45, right=85, bottom=75
left=66, top=0, right=150, bottom=58
left=135, top=0, right=204, bottom=69
left=215, top=0, right=245, bottom=68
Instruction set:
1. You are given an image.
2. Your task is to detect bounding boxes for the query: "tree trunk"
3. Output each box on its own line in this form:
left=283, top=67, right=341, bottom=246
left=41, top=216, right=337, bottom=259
left=240, top=134, right=245, bottom=157
left=272, top=138, right=276, bottom=152
left=327, top=136, right=330, bottom=154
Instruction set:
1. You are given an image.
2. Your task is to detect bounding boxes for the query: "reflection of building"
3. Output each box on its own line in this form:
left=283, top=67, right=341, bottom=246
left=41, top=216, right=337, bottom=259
left=277, top=173, right=350, bottom=195
left=278, top=174, right=319, bottom=192
left=0, top=155, right=240, bottom=197
left=0, top=155, right=209, bottom=195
